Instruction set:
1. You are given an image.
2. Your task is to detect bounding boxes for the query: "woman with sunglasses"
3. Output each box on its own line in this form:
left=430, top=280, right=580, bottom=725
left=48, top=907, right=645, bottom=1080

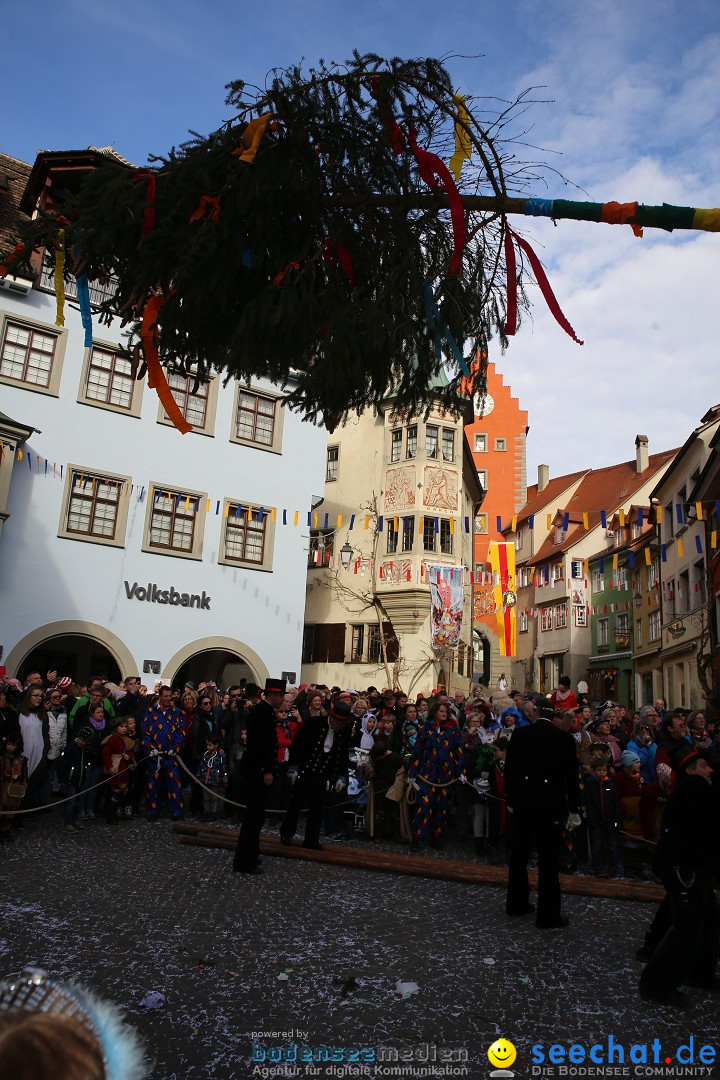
left=189, top=695, right=217, bottom=814
left=45, top=689, right=68, bottom=796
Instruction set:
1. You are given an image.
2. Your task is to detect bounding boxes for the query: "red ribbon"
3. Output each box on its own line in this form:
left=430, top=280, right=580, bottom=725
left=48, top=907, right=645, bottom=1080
left=323, top=239, right=355, bottom=285
left=140, top=293, right=191, bottom=434
left=273, top=261, right=300, bottom=287
left=408, top=128, right=466, bottom=277
left=370, top=76, right=405, bottom=155
left=189, top=195, right=221, bottom=224
left=504, top=223, right=583, bottom=345
left=134, top=172, right=157, bottom=238
left=0, top=242, right=26, bottom=279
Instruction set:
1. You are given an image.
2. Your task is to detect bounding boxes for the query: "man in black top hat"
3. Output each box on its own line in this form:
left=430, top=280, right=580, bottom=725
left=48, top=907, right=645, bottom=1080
left=638, top=746, right=719, bottom=1005
left=232, top=678, right=285, bottom=874
left=504, top=702, right=581, bottom=928
left=279, top=698, right=352, bottom=850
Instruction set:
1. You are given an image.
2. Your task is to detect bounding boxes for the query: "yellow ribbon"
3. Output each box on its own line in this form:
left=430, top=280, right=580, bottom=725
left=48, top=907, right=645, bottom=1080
left=448, top=95, right=472, bottom=181
left=232, top=114, right=273, bottom=164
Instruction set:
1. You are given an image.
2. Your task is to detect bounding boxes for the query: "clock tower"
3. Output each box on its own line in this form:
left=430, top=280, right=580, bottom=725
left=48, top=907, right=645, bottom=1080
left=466, top=359, right=528, bottom=688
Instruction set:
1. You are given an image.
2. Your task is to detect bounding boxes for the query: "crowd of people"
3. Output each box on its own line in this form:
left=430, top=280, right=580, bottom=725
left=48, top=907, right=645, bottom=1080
left=0, top=669, right=717, bottom=876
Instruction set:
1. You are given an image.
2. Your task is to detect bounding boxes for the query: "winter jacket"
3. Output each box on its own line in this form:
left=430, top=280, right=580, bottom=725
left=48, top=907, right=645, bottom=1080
left=46, top=708, right=68, bottom=761
left=584, top=774, right=621, bottom=828
left=198, top=748, right=229, bottom=788
left=60, top=740, right=91, bottom=789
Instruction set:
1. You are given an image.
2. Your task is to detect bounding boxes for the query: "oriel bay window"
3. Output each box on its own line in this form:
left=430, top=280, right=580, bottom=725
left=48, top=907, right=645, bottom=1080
left=402, top=516, right=415, bottom=552
left=386, top=519, right=399, bottom=554
left=425, top=425, right=439, bottom=458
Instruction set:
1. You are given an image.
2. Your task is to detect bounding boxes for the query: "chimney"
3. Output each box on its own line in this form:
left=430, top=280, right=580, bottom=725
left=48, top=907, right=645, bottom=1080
left=538, top=464, right=549, bottom=492
left=635, top=435, right=649, bottom=474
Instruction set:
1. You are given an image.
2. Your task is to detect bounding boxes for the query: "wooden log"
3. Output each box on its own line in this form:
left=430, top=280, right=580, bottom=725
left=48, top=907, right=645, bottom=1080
left=177, top=829, right=666, bottom=902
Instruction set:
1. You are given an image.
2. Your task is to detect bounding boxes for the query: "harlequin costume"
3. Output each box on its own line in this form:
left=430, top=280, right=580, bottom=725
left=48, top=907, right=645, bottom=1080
left=142, top=700, right=184, bottom=819
left=408, top=716, right=464, bottom=846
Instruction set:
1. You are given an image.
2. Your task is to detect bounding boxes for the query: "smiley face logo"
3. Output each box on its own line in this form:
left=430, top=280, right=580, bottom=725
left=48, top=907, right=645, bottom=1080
left=488, top=1039, right=517, bottom=1070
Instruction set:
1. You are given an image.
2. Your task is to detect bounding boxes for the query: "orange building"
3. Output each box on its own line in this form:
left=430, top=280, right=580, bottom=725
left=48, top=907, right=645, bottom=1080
left=465, top=361, right=528, bottom=686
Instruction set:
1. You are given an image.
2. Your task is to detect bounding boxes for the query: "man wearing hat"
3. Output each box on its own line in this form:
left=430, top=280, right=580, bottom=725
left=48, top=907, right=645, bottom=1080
left=504, top=701, right=581, bottom=928
left=279, top=698, right=352, bottom=850
left=233, top=678, right=285, bottom=874
left=638, top=745, right=719, bottom=1004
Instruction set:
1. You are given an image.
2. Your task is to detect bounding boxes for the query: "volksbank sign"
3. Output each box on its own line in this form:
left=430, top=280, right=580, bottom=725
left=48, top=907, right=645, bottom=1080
left=124, top=581, right=211, bottom=610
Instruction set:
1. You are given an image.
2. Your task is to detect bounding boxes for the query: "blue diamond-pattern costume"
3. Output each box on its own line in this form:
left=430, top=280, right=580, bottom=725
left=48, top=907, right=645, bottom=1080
left=142, top=701, right=185, bottom=819
left=408, top=719, right=464, bottom=843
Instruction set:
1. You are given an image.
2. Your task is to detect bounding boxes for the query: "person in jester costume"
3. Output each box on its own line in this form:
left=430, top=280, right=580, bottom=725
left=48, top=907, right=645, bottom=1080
left=408, top=699, right=464, bottom=850
left=142, top=685, right=184, bottom=820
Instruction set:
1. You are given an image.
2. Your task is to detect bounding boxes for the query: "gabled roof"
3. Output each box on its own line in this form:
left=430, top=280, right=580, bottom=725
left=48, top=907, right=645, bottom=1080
left=0, top=152, right=31, bottom=251
left=530, top=448, right=678, bottom=564
left=649, top=406, right=720, bottom=501
left=512, top=468, right=588, bottom=527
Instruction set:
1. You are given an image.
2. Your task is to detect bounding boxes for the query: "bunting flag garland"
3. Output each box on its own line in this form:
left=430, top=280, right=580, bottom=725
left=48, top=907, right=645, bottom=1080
left=504, top=221, right=584, bottom=345
left=448, top=95, right=472, bottom=181
left=140, top=295, right=191, bottom=435
left=53, top=229, right=66, bottom=327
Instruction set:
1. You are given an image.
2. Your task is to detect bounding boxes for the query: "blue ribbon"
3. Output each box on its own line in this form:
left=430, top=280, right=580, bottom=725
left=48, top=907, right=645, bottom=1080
left=421, top=282, right=470, bottom=377
left=75, top=271, right=93, bottom=347
left=523, top=198, right=554, bottom=218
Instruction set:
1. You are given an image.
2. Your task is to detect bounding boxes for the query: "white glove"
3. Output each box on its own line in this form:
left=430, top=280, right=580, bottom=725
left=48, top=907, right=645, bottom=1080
left=166, top=750, right=176, bottom=758
left=150, top=749, right=160, bottom=758
left=288, top=767, right=299, bottom=785
left=566, top=812, right=582, bottom=830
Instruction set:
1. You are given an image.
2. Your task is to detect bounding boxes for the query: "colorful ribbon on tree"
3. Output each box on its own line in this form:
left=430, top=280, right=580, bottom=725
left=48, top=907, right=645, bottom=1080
left=54, top=230, right=66, bottom=327
left=448, top=95, right=472, bottom=181
left=503, top=221, right=583, bottom=345
left=232, top=114, right=273, bottom=164
left=408, top=128, right=466, bottom=277
left=323, top=238, right=355, bottom=285
left=134, top=172, right=157, bottom=238
left=422, top=282, right=470, bottom=376
left=140, top=294, right=191, bottom=435
left=189, top=195, right=221, bottom=224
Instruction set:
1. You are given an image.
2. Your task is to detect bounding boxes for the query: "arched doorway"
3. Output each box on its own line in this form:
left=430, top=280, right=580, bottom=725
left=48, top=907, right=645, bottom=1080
left=162, top=636, right=269, bottom=690
left=4, top=621, right=135, bottom=688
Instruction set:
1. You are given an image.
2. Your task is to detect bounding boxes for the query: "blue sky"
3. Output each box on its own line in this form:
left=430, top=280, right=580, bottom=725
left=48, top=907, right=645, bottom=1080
left=4, top=0, right=719, bottom=479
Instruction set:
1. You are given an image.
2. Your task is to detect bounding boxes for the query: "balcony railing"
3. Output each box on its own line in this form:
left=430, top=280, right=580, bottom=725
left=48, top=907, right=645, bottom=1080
left=39, top=259, right=118, bottom=308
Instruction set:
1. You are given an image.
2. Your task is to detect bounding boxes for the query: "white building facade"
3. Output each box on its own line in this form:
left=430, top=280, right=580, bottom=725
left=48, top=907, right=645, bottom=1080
left=0, top=152, right=325, bottom=688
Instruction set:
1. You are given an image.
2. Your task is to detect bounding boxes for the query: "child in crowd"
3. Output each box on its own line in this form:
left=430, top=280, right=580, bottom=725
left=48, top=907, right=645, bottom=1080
left=78, top=704, right=107, bottom=820
left=585, top=759, right=622, bottom=877
left=60, top=726, right=92, bottom=832
left=488, top=736, right=510, bottom=861
left=0, top=733, right=28, bottom=843
left=101, top=717, right=135, bottom=823
left=198, top=735, right=228, bottom=819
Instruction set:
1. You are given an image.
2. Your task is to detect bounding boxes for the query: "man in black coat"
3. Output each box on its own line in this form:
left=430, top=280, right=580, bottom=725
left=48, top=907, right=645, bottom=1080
left=504, top=703, right=581, bottom=928
left=232, top=678, right=285, bottom=874
left=639, top=746, right=719, bottom=1005
left=279, top=698, right=352, bottom=850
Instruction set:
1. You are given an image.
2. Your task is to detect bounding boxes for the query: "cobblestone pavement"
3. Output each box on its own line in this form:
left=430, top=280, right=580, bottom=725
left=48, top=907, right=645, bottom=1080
left=0, top=808, right=712, bottom=1080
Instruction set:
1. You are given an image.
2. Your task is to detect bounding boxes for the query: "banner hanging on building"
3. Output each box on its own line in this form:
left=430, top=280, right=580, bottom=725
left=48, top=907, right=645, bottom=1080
left=488, top=542, right=517, bottom=658
left=428, top=565, right=464, bottom=650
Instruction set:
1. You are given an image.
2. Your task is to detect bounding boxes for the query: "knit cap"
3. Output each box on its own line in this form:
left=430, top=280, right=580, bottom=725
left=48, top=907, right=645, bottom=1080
left=621, top=749, right=640, bottom=768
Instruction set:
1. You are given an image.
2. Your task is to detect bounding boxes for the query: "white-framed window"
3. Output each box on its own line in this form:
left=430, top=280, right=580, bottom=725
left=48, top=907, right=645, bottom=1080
left=440, top=519, right=453, bottom=555
left=143, top=484, right=207, bottom=560
left=390, top=429, right=402, bottom=463
left=308, top=528, right=334, bottom=567
left=326, top=445, right=339, bottom=482
left=442, top=428, right=455, bottom=462
left=648, top=557, right=660, bottom=588
left=616, top=612, right=630, bottom=634
left=574, top=605, right=587, bottom=628
left=477, top=469, right=487, bottom=490
left=0, top=314, right=67, bottom=396
left=162, top=370, right=213, bottom=431
left=552, top=561, right=564, bottom=582
left=571, top=559, right=583, bottom=579
left=598, top=618, right=609, bottom=646
left=540, top=608, right=552, bottom=632
left=425, top=425, right=439, bottom=459
left=58, top=466, right=131, bottom=548
left=494, top=437, right=506, bottom=452
left=220, top=502, right=275, bottom=571
left=519, top=611, right=529, bottom=633
left=636, top=619, right=643, bottom=647
left=231, top=386, right=284, bottom=452
left=351, top=624, right=365, bottom=662
left=649, top=610, right=661, bottom=641
left=554, top=604, right=567, bottom=629
left=401, top=516, right=415, bottom=552
left=386, top=519, right=399, bottom=555
left=81, top=344, right=138, bottom=413
left=616, top=566, right=628, bottom=589
left=631, top=521, right=642, bottom=539
left=406, top=425, right=417, bottom=459
left=592, top=570, right=604, bottom=594
left=514, top=528, right=523, bottom=551
left=474, top=433, right=487, bottom=453
left=474, top=512, right=488, bottom=534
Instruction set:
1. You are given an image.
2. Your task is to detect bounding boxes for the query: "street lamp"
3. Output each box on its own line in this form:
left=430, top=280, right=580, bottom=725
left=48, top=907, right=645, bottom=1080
left=633, top=585, right=643, bottom=608
left=339, top=541, right=354, bottom=569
